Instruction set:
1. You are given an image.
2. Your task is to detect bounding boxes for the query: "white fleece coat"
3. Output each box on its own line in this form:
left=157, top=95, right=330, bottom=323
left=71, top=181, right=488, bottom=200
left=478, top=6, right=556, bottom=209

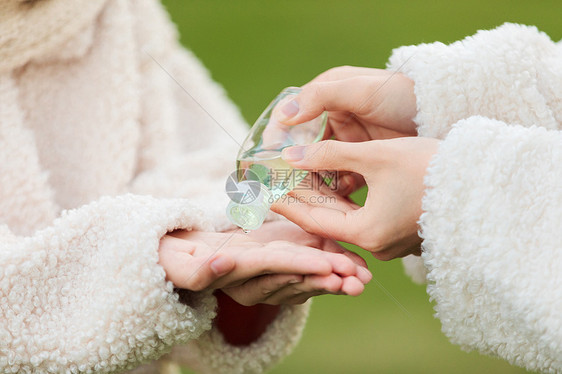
left=0, top=0, right=309, bottom=373
left=389, top=24, right=562, bottom=373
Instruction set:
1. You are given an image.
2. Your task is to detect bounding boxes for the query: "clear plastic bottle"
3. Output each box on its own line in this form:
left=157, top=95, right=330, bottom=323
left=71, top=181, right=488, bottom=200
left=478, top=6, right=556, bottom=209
left=225, top=87, right=327, bottom=232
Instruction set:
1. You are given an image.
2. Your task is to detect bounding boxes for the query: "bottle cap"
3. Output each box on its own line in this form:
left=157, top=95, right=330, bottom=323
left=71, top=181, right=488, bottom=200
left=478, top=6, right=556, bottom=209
left=226, top=182, right=273, bottom=232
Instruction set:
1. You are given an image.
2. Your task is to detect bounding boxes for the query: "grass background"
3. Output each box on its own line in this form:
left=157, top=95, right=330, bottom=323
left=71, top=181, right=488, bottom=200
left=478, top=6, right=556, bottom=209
left=160, top=1, right=562, bottom=373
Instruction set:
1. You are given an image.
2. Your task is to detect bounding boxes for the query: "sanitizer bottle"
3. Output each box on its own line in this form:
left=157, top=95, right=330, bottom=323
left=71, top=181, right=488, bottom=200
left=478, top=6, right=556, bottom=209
left=226, top=87, right=327, bottom=232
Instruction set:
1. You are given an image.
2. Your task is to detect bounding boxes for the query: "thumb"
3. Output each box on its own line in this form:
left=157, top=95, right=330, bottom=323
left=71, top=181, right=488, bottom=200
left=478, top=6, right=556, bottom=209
left=281, top=140, right=366, bottom=173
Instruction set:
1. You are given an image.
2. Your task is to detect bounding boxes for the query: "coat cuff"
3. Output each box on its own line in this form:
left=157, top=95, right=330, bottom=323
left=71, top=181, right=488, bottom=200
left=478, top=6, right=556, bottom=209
left=167, top=302, right=311, bottom=374
left=0, top=194, right=221, bottom=372
left=387, top=23, right=560, bottom=139
left=418, top=117, right=562, bottom=372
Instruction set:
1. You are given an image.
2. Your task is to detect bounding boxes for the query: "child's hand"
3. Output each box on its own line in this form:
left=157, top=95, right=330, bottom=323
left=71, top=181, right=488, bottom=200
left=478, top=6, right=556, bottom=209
left=158, top=225, right=371, bottom=306
left=244, top=220, right=367, bottom=268
left=272, top=137, right=439, bottom=261
left=274, top=66, right=417, bottom=141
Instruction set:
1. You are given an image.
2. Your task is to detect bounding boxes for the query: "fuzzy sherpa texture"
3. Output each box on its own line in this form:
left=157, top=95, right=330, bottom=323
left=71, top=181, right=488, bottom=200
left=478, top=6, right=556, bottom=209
left=0, top=0, right=108, bottom=72
left=388, top=24, right=562, bottom=371
left=0, top=195, right=217, bottom=373
left=0, top=0, right=310, bottom=373
left=388, top=23, right=562, bottom=139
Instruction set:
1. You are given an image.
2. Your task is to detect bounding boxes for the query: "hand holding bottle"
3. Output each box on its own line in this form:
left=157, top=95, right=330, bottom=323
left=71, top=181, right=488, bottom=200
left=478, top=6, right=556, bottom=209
left=272, top=137, right=439, bottom=261
left=274, top=66, right=418, bottom=141
left=270, top=66, right=419, bottom=197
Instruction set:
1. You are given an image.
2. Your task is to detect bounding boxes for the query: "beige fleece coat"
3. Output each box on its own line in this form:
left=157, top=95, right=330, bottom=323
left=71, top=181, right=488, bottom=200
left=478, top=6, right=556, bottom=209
left=391, top=24, right=562, bottom=372
left=0, top=0, right=309, bottom=373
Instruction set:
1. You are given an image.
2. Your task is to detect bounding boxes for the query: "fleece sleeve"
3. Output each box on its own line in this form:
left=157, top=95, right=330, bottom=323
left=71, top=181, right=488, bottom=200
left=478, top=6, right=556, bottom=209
left=387, top=23, right=562, bottom=139
left=0, top=194, right=220, bottom=373
left=129, top=1, right=311, bottom=373
left=388, top=23, right=562, bottom=283
left=419, top=117, right=562, bottom=372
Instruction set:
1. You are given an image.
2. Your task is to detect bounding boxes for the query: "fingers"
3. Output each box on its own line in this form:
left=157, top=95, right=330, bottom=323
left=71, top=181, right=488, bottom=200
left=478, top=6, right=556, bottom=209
left=246, top=219, right=325, bottom=247
left=330, top=172, right=366, bottom=196
left=271, top=141, right=373, bottom=244
left=308, top=65, right=390, bottom=84
left=286, top=230, right=371, bottom=284
left=248, top=218, right=370, bottom=279
left=281, top=139, right=370, bottom=173
left=261, top=95, right=293, bottom=150
left=281, top=188, right=357, bottom=214
left=273, top=274, right=343, bottom=304
left=340, top=276, right=367, bottom=296
left=319, top=238, right=369, bottom=271
left=223, top=274, right=304, bottom=306
left=208, top=241, right=355, bottom=291
left=257, top=243, right=360, bottom=277
left=224, top=272, right=367, bottom=306
left=158, top=235, right=235, bottom=291
left=274, top=77, right=378, bottom=126
left=271, top=195, right=361, bottom=245
left=178, top=255, right=236, bottom=291
left=310, top=170, right=364, bottom=202
left=265, top=274, right=367, bottom=304
left=273, top=66, right=390, bottom=127
left=282, top=171, right=353, bottom=209
left=163, top=229, right=368, bottom=291
left=162, top=226, right=372, bottom=296
left=274, top=66, right=417, bottom=138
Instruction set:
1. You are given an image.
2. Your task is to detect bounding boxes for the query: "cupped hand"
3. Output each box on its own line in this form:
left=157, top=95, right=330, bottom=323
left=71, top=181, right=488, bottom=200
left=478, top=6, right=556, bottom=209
left=271, top=137, right=439, bottom=261
left=244, top=220, right=367, bottom=267
left=158, top=225, right=371, bottom=306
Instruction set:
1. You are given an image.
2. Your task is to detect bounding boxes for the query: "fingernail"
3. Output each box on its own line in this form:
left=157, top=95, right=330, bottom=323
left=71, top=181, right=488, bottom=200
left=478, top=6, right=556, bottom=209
left=210, top=257, right=230, bottom=276
left=360, top=267, right=373, bottom=283
left=280, top=99, right=299, bottom=120
left=282, top=145, right=305, bottom=162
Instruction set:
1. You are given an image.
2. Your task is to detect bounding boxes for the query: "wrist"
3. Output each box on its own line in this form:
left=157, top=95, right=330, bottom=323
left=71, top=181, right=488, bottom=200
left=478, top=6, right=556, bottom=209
left=394, top=73, right=418, bottom=134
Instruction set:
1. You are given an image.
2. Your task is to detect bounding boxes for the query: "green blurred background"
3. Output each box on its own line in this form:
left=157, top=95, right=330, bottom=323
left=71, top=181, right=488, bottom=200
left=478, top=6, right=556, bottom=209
left=161, top=1, right=562, bottom=373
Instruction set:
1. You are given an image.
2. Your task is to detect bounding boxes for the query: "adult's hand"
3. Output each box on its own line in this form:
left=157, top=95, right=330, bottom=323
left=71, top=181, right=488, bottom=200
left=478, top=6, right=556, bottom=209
left=274, top=66, right=418, bottom=142
left=272, top=66, right=418, bottom=195
left=271, top=137, right=439, bottom=261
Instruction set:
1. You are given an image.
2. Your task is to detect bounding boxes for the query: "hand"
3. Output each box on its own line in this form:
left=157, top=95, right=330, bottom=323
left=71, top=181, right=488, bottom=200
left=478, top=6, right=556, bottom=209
left=158, top=227, right=371, bottom=305
left=273, top=66, right=417, bottom=196
left=274, top=66, right=418, bottom=141
left=271, top=137, right=439, bottom=261
left=243, top=220, right=367, bottom=267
